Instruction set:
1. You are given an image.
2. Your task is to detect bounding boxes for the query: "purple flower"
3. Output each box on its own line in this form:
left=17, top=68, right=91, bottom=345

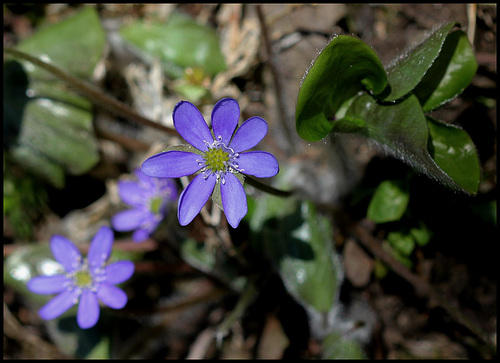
left=111, top=169, right=177, bottom=242
left=141, top=98, right=279, bottom=228
left=27, top=226, right=134, bottom=329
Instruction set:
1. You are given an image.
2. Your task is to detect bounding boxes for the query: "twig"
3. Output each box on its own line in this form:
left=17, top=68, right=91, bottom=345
left=245, top=175, right=293, bottom=198
left=255, top=5, right=297, bottom=155
left=215, top=280, right=258, bottom=346
left=4, top=302, right=67, bottom=358
left=346, top=216, right=496, bottom=354
left=4, top=47, right=178, bottom=137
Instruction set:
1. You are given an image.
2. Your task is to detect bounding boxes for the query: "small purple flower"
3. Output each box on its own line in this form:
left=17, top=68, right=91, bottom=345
left=27, top=226, right=134, bottom=329
left=141, top=98, right=279, bottom=228
left=111, top=169, right=178, bottom=242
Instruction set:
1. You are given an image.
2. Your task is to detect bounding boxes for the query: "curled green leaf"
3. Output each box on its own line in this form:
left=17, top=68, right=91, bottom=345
left=337, top=94, right=479, bottom=194
left=427, top=117, right=480, bottom=194
left=383, top=22, right=457, bottom=101
left=296, top=35, right=388, bottom=142
left=414, top=30, right=478, bottom=112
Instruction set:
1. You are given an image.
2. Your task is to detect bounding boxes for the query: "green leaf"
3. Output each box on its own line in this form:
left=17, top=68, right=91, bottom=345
left=295, top=35, right=387, bottom=142
left=414, top=30, right=478, bottom=112
left=387, top=231, right=415, bottom=256
left=322, top=331, right=366, bottom=359
left=337, top=94, right=477, bottom=194
left=410, top=222, right=433, bottom=247
left=5, top=7, right=105, bottom=188
left=383, top=22, right=457, bottom=101
left=120, top=12, right=226, bottom=79
left=426, top=117, right=480, bottom=194
left=246, top=194, right=340, bottom=314
left=367, top=180, right=410, bottom=223
left=16, top=7, right=106, bottom=79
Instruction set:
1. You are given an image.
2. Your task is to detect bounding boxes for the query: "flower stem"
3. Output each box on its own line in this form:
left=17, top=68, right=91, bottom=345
left=245, top=176, right=293, bottom=197
left=4, top=47, right=178, bottom=136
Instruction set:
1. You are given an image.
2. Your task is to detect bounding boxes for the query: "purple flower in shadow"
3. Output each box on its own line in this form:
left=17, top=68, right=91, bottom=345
left=111, top=169, right=178, bottom=242
left=27, top=226, right=134, bottom=329
left=141, top=98, right=279, bottom=228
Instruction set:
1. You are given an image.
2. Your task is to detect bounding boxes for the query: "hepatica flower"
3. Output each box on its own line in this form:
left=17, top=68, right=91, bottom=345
left=142, top=98, right=279, bottom=228
left=111, top=169, right=177, bottom=242
left=27, top=226, right=134, bottom=329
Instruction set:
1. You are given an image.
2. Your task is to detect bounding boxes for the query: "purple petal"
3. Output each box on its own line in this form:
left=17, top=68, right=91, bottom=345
left=178, top=173, right=216, bottom=226
left=77, top=290, right=100, bottom=329
left=142, top=151, right=202, bottom=178
left=229, top=116, right=268, bottom=152
left=97, top=284, right=128, bottom=309
left=133, top=168, right=154, bottom=185
left=111, top=209, right=145, bottom=232
left=237, top=151, right=279, bottom=178
left=173, top=100, right=213, bottom=151
left=88, top=226, right=113, bottom=269
left=39, top=290, right=79, bottom=320
left=27, top=275, right=70, bottom=295
left=104, top=260, right=135, bottom=285
left=118, top=181, right=147, bottom=207
left=132, top=228, right=150, bottom=242
left=211, top=98, right=240, bottom=145
left=220, top=173, right=247, bottom=228
left=50, top=235, right=82, bottom=272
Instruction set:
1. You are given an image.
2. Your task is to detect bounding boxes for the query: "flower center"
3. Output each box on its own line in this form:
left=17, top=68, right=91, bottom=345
left=204, top=147, right=230, bottom=172
left=74, top=269, right=93, bottom=288
left=150, top=196, right=163, bottom=214
left=199, top=137, right=240, bottom=183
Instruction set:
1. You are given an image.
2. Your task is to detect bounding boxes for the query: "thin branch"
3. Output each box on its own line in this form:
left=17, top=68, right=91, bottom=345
left=345, top=216, right=496, bottom=354
left=245, top=175, right=294, bottom=198
left=255, top=5, right=297, bottom=155
left=4, top=47, right=178, bottom=136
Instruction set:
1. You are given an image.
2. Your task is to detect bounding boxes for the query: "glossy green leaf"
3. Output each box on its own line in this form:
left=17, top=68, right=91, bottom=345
left=337, top=94, right=477, bottom=194
left=414, top=30, right=478, bottom=112
left=120, top=12, right=226, bottom=78
left=383, top=22, right=457, bottom=101
left=295, top=35, right=388, bottom=142
left=5, top=7, right=105, bottom=188
left=246, top=194, right=340, bottom=314
left=426, top=117, right=480, bottom=194
left=367, top=180, right=409, bottom=223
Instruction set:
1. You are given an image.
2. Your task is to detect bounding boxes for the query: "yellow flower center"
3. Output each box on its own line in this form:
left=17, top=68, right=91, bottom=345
left=74, top=270, right=93, bottom=288
left=203, top=147, right=230, bottom=173
left=150, top=197, right=163, bottom=214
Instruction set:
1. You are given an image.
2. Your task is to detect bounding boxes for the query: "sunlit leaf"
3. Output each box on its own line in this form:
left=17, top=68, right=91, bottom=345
left=120, top=12, right=226, bottom=79
left=16, top=7, right=106, bottom=79
left=295, top=35, right=387, bottom=142
left=5, top=7, right=105, bottom=188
